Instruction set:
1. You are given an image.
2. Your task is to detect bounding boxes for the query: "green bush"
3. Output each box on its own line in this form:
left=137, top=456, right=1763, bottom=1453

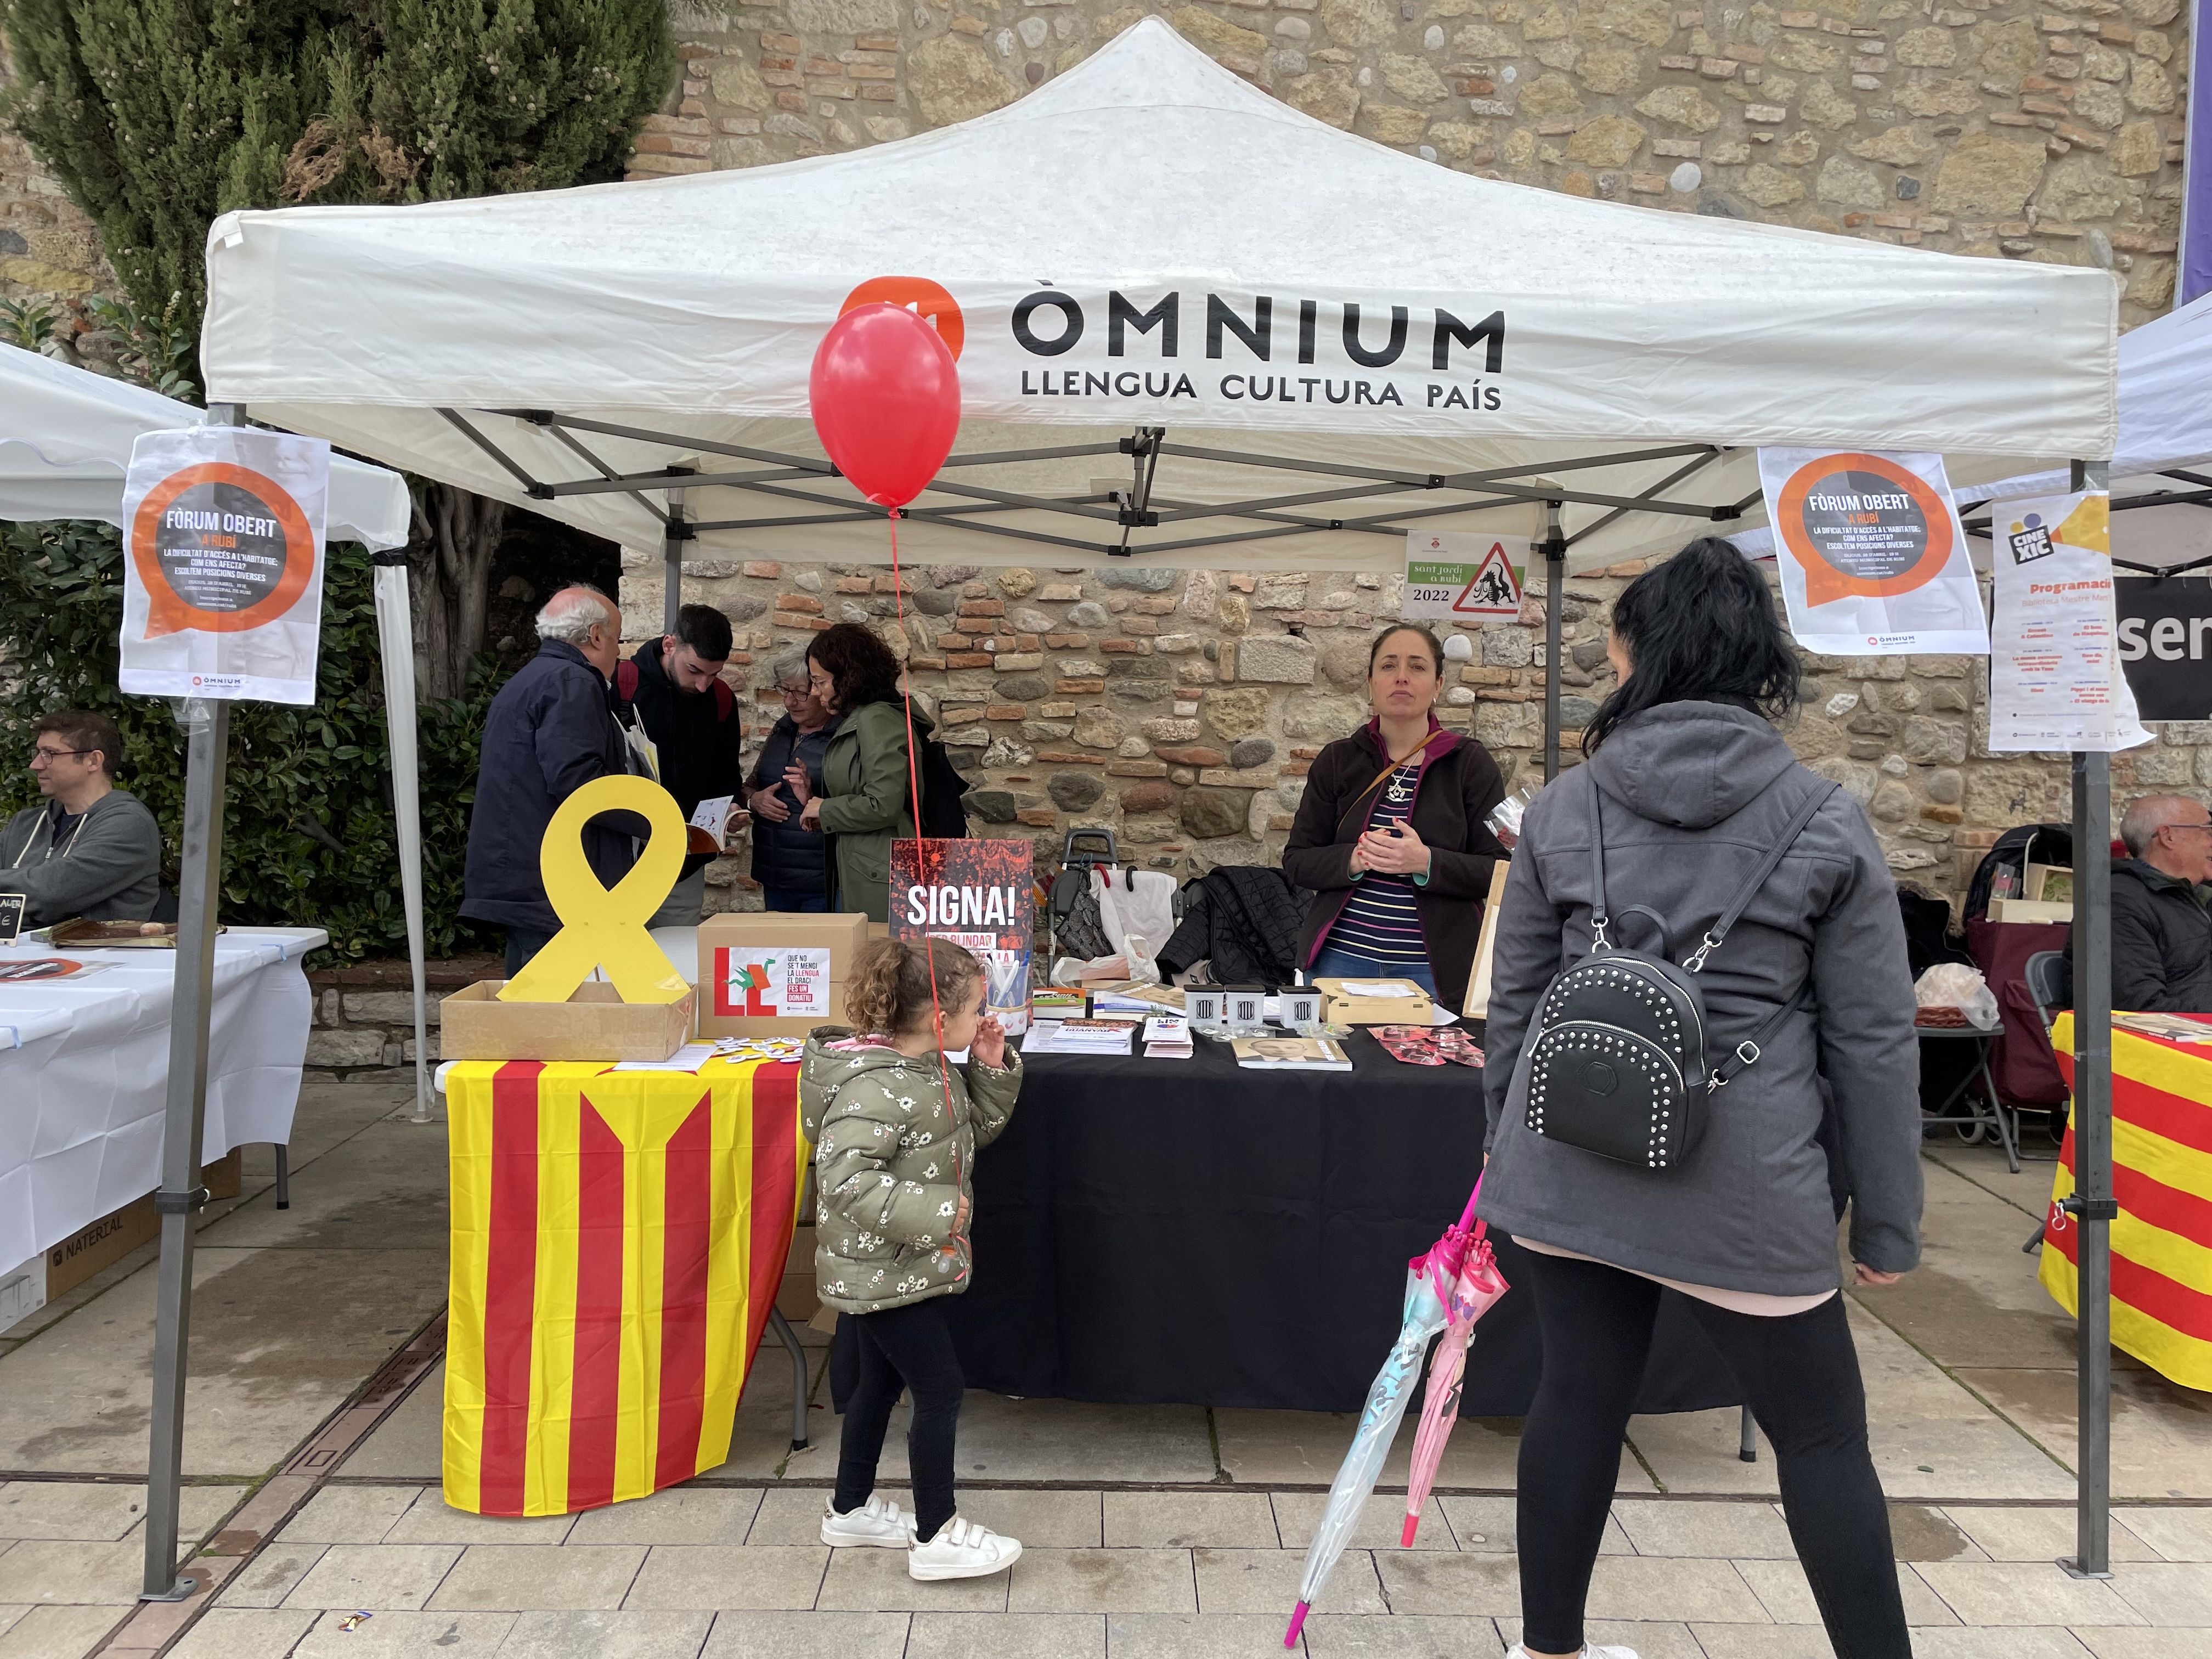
left=0, top=517, right=496, bottom=962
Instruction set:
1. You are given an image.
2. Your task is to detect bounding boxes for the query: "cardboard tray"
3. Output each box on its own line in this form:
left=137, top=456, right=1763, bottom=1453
left=1312, top=975, right=1437, bottom=1026
left=441, top=980, right=695, bottom=1063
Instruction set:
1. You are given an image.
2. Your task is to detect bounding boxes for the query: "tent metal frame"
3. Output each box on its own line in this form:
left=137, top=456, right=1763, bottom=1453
left=1961, top=468, right=2212, bottom=577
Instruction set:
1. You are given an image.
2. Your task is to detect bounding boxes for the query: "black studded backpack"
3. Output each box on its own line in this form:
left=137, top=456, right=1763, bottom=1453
left=1522, top=775, right=1838, bottom=1171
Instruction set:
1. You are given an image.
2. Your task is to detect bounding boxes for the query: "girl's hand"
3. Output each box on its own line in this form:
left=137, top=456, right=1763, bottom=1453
left=799, top=798, right=823, bottom=831
left=954, top=1192, right=971, bottom=1234
left=1359, top=819, right=1432, bottom=877
left=783, top=764, right=813, bottom=806
left=1853, top=1263, right=1904, bottom=1287
left=971, top=1013, right=1007, bottom=1069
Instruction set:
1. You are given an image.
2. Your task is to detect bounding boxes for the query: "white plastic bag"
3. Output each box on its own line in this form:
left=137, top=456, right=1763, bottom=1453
left=1914, top=963, right=2000, bottom=1031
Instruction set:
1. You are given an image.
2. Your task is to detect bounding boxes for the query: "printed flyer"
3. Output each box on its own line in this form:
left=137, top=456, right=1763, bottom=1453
left=1988, top=491, right=2153, bottom=754
left=1402, top=531, right=1528, bottom=622
left=1757, top=448, right=1986, bottom=656
left=890, top=837, right=1036, bottom=1034
left=119, top=425, right=331, bottom=703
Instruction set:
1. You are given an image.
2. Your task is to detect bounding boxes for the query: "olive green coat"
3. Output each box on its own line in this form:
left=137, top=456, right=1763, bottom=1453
left=799, top=1028, right=1023, bottom=1315
left=816, top=699, right=928, bottom=923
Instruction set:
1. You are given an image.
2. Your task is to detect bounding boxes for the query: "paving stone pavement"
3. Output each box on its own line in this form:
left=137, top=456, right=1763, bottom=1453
left=1, top=1091, right=2209, bottom=1657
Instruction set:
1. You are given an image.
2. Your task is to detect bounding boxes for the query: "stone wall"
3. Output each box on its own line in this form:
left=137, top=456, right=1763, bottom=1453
left=640, top=554, right=2212, bottom=917
left=637, top=0, right=2191, bottom=325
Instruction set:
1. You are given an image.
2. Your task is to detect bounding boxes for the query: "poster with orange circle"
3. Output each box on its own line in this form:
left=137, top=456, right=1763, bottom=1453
left=1757, top=447, right=1988, bottom=657
left=118, top=426, right=330, bottom=704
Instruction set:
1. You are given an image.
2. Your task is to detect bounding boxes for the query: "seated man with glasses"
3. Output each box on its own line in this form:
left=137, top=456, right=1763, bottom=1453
left=2, top=710, right=162, bottom=927
left=2073, top=794, right=2212, bottom=1014
left=745, top=650, right=843, bottom=912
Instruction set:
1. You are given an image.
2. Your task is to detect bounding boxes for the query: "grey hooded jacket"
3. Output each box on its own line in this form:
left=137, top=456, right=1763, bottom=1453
left=0, top=789, right=162, bottom=926
left=1476, top=703, right=1921, bottom=1294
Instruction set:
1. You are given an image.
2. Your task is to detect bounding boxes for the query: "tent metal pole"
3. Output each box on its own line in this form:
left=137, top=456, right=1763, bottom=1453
left=2062, top=456, right=2116, bottom=1582
left=1542, top=501, right=1566, bottom=782
left=140, top=684, right=231, bottom=1601
left=664, top=482, right=689, bottom=636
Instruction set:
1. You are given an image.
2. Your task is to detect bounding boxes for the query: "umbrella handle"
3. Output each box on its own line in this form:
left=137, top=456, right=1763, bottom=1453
left=1284, top=1601, right=1311, bottom=1647
left=1457, top=1170, right=1484, bottom=1235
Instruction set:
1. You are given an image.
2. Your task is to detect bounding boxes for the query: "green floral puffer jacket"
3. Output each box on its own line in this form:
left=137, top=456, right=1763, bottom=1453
left=799, top=1028, right=1022, bottom=1316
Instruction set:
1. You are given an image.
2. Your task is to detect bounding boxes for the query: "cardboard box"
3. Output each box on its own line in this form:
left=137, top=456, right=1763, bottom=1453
left=1314, top=975, right=1437, bottom=1026
left=1988, top=898, right=2074, bottom=925
left=2025, top=862, right=2075, bottom=904
left=441, top=980, right=695, bottom=1063
left=698, top=912, right=871, bottom=1037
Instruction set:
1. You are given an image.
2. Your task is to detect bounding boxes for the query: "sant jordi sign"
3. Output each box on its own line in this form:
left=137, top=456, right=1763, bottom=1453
left=119, top=425, right=330, bottom=704
left=1402, top=532, right=1528, bottom=621
left=1757, top=448, right=1986, bottom=657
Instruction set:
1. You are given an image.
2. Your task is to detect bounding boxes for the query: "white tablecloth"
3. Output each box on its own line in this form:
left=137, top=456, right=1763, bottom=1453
left=0, top=926, right=326, bottom=1269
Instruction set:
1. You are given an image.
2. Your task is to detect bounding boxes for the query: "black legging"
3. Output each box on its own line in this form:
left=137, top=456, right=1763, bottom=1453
left=831, top=1299, right=964, bottom=1542
left=1517, top=1250, right=1909, bottom=1659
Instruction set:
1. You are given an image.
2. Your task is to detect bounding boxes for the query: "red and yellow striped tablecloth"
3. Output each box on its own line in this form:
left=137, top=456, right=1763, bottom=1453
left=2042, top=1012, right=2212, bottom=1392
left=442, top=1057, right=808, bottom=1516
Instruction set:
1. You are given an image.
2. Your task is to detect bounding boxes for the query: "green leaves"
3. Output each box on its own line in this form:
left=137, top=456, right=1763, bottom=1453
left=0, top=519, right=500, bottom=964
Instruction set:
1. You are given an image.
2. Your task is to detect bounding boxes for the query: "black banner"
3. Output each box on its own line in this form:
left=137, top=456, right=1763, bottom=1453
left=2117, top=575, right=2212, bottom=722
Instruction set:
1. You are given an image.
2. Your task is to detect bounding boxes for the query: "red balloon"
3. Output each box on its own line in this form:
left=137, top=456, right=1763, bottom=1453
left=809, top=303, right=962, bottom=509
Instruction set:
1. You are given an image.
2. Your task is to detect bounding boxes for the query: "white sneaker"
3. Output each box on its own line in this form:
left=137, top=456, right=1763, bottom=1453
left=820, top=1495, right=917, bottom=1548
left=1506, top=1646, right=1640, bottom=1659
left=907, top=1515, right=1023, bottom=1581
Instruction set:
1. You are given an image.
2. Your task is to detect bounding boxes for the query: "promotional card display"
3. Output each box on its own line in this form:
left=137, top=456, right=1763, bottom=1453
left=1142, top=1014, right=1193, bottom=1058
left=890, top=838, right=1037, bottom=1035
left=119, top=424, right=331, bottom=703
left=1988, top=492, right=2153, bottom=754
left=698, top=911, right=870, bottom=1037
left=1402, top=531, right=1529, bottom=622
left=1757, top=448, right=1987, bottom=656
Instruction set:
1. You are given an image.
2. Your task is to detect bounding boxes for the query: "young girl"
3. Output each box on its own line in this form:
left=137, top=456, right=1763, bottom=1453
left=799, top=938, right=1024, bottom=1581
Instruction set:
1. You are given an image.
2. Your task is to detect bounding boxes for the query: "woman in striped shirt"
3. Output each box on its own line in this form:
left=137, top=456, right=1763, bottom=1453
left=1283, top=623, right=1509, bottom=1007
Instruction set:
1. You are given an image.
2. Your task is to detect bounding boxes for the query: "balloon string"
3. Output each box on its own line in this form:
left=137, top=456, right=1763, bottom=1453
left=885, top=506, right=958, bottom=1163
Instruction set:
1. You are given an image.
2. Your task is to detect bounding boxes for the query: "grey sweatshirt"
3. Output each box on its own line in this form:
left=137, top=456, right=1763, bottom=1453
left=1476, top=702, right=1922, bottom=1293
left=0, top=789, right=163, bottom=926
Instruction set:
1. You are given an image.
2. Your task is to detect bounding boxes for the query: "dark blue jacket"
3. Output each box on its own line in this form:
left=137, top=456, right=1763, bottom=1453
left=748, top=711, right=842, bottom=895
left=462, top=639, right=637, bottom=934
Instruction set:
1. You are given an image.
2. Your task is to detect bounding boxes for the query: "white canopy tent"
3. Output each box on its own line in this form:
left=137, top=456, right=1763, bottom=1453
left=198, top=15, right=2132, bottom=1578
left=0, top=341, right=432, bottom=1121
left=200, top=15, right=2115, bottom=593
left=1968, top=287, right=2212, bottom=575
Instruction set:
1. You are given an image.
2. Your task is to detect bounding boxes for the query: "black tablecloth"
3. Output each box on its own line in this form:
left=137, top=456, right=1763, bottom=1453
left=940, top=1024, right=1745, bottom=1415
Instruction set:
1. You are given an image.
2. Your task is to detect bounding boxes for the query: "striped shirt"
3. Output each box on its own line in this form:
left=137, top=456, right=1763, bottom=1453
left=1326, top=760, right=1428, bottom=964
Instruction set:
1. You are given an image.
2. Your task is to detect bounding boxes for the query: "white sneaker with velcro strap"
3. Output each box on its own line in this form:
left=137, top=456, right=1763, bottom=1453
left=820, top=1495, right=917, bottom=1548
left=907, top=1515, right=1023, bottom=1581
left=1506, top=1645, right=1641, bottom=1659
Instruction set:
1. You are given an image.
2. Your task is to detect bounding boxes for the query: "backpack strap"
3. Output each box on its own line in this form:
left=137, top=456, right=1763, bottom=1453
left=1709, top=980, right=1812, bottom=1091
left=1684, top=780, right=1839, bottom=972
left=615, top=658, right=639, bottom=706
left=1587, top=777, right=1612, bottom=952
left=711, top=679, right=734, bottom=721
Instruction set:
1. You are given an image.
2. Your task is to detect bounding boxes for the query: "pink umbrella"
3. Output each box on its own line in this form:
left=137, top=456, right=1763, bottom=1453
left=1401, top=1177, right=1510, bottom=1547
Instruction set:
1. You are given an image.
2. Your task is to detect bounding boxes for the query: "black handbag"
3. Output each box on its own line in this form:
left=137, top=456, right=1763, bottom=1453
left=1522, top=775, right=1838, bottom=1170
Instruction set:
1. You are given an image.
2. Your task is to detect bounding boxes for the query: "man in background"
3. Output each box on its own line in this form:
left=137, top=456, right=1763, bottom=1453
left=746, top=649, right=841, bottom=912
left=2084, top=794, right=2212, bottom=1013
left=462, top=585, right=636, bottom=976
left=1, top=710, right=161, bottom=926
left=617, top=603, right=747, bottom=927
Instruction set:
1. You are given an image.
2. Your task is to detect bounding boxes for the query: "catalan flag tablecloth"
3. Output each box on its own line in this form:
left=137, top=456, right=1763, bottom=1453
left=2041, top=1013, right=2212, bottom=1392
left=443, top=1057, right=808, bottom=1516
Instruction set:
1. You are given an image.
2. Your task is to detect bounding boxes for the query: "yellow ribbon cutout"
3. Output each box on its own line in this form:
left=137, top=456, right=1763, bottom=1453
left=500, top=774, right=692, bottom=1006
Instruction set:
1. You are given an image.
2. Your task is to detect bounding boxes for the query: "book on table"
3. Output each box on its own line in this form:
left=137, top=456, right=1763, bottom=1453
left=1231, top=1036, right=1353, bottom=1072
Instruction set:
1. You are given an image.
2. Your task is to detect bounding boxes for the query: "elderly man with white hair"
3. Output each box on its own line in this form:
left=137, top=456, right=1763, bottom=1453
left=462, top=584, right=644, bottom=975
left=2069, top=793, right=2212, bottom=1014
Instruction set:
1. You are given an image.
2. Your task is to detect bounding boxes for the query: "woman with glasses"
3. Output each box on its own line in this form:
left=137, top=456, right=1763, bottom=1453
left=747, top=651, right=844, bottom=913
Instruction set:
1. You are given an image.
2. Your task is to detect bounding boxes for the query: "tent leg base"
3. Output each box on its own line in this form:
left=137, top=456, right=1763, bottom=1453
left=2058, top=1556, right=2114, bottom=1581
left=139, top=1574, right=199, bottom=1604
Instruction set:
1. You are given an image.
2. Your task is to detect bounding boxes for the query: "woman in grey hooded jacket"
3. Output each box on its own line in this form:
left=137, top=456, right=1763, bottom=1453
left=1477, top=540, right=1921, bottom=1659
